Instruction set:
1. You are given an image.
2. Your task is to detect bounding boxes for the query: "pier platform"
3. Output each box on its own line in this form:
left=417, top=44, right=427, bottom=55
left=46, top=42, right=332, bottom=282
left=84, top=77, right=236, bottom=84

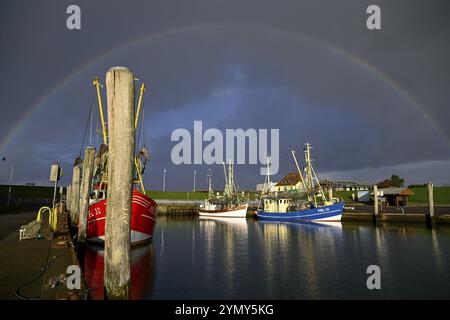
left=0, top=210, right=86, bottom=299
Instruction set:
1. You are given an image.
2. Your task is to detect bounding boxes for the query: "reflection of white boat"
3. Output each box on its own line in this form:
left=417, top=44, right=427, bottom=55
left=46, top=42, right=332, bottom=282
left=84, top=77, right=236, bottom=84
left=199, top=216, right=248, bottom=227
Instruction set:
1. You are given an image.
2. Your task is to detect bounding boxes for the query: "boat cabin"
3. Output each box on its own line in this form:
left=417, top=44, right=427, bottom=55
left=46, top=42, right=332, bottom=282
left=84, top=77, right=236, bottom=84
left=263, top=198, right=293, bottom=213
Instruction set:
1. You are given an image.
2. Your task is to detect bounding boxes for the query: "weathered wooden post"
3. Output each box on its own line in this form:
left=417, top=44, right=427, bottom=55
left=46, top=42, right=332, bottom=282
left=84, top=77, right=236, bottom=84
left=428, top=182, right=434, bottom=218
left=104, top=67, right=135, bottom=299
left=70, top=164, right=82, bottom=226
left=373, top=185, right=379, bottom=216
left=78, top=147, right=96, bottom=244
left=66, top=185, right=71, bottom=212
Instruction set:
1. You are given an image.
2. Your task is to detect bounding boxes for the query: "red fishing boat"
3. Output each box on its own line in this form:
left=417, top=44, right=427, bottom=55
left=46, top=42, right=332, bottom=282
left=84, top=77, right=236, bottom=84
left=82, top=77, right=157, bottom=245
left=87, top=189, right=157, bottom=245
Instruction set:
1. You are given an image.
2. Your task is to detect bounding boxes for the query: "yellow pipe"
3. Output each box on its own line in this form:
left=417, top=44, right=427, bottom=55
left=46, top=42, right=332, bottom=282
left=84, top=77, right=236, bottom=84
left=93, top=77, right=108, bottom=145
left=135, top=83, right=146, bottom=129
left=36, top=206, right=51, bottom=223
left=52, top=205, right=59, bottom=231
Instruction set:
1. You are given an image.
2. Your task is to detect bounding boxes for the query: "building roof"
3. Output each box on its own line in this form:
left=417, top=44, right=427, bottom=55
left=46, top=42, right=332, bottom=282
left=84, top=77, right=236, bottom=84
left=372, top=187, right=414, bottom=196
left=275, top=172, right=302, bottom=186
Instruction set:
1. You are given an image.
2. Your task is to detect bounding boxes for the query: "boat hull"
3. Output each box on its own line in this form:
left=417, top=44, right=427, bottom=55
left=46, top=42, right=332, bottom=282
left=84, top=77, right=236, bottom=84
left=198, top=204, right=248, bottom=218
left=86, top=190, right=157, bottom=245
left=255, top=202, right=344, bottom=222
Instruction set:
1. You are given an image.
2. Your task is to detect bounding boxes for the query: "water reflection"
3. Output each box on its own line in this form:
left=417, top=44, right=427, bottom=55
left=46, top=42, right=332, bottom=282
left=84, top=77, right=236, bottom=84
left=255, top=221, right=343, bottom=299
left=83, top=243, right=155, bottom=300
left=82, top=217, right=450, bottom=299
left=198, top=217, right=249, bottom=296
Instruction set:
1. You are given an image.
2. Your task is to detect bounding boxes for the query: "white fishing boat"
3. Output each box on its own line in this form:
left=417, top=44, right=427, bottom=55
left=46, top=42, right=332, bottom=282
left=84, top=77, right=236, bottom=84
left=198, top=161, right=248, bottom=218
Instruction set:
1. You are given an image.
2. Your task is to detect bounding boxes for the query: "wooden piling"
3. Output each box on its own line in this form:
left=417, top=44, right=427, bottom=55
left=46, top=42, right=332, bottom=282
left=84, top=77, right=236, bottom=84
left=70, top=164, right=82, bottom=226
left=78, top=147, right=96, bottom=244
left=66, top=186, right=71, bottom=212
left=428, top=182, right=434, bottom=218
left=104, top=67, right=135, bottom=300
left=373, top=185, right=379, bottom=216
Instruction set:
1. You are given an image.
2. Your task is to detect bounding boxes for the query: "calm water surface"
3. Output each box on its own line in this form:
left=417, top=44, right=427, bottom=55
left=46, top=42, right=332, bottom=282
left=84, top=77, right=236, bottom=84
left=84, top=216, right=450, bottom=299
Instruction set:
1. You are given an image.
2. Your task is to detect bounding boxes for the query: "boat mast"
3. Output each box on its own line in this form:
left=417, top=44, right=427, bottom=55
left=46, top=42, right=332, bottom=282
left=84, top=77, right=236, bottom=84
left=133, top=82, right=146, bottom=193
left=207, top=168, right=213, bottom=197
left=223, top=161, right=229, bottom=196
left=290, top=148, right=311, bottom=202
left=229, top=160, right=234, bottom=194
left=134, top=83, right=146, bottom=129
left=264, top=157, right=271, bottom=194
left=304, top=143, right=327, bottom=205
left=92, top=77, right=148, bottom=194
left=93, top=77, right=108, bottom=145
left=304, top=143, right=317, bottom=206
left=257, top=157, right=271, bottom=211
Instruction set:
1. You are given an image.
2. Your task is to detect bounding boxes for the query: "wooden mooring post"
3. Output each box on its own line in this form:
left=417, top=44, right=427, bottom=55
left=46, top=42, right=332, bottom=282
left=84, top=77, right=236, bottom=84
left=373, top=185, right=379, bottom=223
left=70, top=164, right=82, bottom=226
left=78, top=147, right=96, bottom=244
left=427, top=182, right=434, bottom=226
left=66, top=185, right=71, bottom=212
left=104, top=67, right=135, bottom=299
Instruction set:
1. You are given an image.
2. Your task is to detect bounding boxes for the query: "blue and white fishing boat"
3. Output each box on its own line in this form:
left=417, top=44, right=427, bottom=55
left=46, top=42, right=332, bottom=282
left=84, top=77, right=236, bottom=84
left=255, top=143, right=344, bottom=222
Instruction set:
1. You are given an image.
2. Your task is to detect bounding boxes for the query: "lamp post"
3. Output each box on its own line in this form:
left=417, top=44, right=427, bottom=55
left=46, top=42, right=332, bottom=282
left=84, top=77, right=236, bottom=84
left=162, top=168, right=167, bottom=192
left=7, top=165, right=16, bottom=209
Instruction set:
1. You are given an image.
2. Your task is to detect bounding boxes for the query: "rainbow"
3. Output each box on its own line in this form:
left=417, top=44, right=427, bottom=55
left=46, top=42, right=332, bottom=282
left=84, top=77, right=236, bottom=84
left=1, top=23, right=447, bottom=154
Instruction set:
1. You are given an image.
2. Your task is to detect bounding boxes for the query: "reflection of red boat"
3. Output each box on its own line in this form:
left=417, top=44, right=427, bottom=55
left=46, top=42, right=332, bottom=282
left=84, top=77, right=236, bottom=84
left=87, top=190, right=157, bottom=245
left=84, top=244, right=155, bottom=300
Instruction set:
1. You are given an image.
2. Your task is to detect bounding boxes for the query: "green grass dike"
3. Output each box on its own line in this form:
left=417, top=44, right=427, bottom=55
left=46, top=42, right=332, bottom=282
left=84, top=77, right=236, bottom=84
left=335, top=186, right=450, bottom=205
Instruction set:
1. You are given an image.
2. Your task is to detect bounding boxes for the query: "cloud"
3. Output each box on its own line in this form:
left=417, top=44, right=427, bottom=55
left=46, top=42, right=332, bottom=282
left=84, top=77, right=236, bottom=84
left=1, top=0, right=450, bottom=189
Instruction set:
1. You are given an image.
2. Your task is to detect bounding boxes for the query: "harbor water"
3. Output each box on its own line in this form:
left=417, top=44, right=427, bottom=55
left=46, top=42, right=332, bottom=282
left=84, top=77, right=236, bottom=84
left=83, top=216, right=450, bottom=299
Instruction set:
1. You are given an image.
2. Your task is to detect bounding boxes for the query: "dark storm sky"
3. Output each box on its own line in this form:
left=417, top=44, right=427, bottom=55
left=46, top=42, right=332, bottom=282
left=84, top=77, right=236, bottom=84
left=1, top=0, right=450, bottom=190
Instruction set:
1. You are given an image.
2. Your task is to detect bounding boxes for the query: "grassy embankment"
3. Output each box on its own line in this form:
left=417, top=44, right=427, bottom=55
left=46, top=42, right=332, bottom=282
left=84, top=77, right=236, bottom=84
left=1, top=184, right=448, bottom=205
left=0, top=184, right=55, bottom=211
left=146, top=190, right=260, bottom=201
left=408, top=186, right=450, bottom=205
left=335, top=186, right=450, bottom=205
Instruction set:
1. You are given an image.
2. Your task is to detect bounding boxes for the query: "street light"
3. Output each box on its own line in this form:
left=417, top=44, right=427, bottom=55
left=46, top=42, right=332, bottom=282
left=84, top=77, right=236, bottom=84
left=162, top=168, right=167, bottom=192
left=193, top=170, right=196, bottom=192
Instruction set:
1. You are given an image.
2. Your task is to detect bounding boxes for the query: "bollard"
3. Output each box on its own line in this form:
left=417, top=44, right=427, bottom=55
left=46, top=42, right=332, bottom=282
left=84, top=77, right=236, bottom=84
left=373, top=185, right=379, bottom=216
left=104, top=67, right=135, bottom=300
left=428, top=182, right=434, bottom=218
left=78, top=147, right=96, bottom=244
left=66, top=186, right=71, bottom=212
left=70, top=164, right=82, bottom=226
